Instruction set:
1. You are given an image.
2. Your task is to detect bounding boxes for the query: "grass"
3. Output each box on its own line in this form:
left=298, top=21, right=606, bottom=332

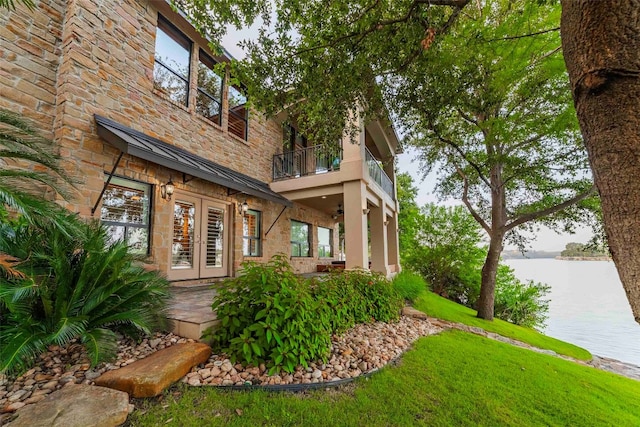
left=129, top=330, right=640, bottom=426
left=413, top=290, right=592, bottom=360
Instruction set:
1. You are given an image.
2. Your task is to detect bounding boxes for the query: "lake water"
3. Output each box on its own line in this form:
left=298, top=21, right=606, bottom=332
left=505, top=259, right=640, bottom=366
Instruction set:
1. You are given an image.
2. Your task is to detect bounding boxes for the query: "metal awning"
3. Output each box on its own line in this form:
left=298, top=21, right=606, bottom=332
left=94, top=115, right=292, bottom=207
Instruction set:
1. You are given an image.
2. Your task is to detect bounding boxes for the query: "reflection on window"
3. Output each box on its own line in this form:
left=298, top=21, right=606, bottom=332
left=291, top=220, right=310, bottom=257
left=197, top=50, right=223, bottom=125
left=243, top=210, right=261, bottom=257
left=318, top=226, right=332, bottom=258
left=172, top=201, right=195, bottom=269
left=154, top=16, right=191, bottom=106
left=100, top=177, right=151, bottom=255
left=228, top=83, right=248, bottom=140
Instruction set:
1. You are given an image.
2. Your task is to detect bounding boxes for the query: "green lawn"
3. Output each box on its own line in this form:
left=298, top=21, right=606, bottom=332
left=414, top=291, right=592, bottom=360
left=129, top=330, right=640, bottom=426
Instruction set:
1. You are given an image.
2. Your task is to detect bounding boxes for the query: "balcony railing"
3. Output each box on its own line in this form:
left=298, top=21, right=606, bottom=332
left=273, top=144, right=343, bottom=181
left=365, top=147, right=394, bottom=198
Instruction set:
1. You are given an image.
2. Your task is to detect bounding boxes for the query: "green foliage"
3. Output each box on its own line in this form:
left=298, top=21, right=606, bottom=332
left=392, top=271, right=427, bottom=303
left=0, top=214, right=171, bottom=374
left=493, top=265, right=550, bottom=329
left=0, top=0, right=34, bottom=10
left=206, top=254, right=331, bottom=374
left=396, top=172, right=421, bottom=263
left=0, top=110, right=75, bottom=224
left=402, top=201, right=549, bottom=328
left=560, top=242, right=609, bottom=258
left=314, top=269, right=403, bottom=333
left=206, top=255, right=402, bottom=373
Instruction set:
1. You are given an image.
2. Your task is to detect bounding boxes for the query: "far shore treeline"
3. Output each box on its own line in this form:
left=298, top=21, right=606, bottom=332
left=502, top=243, right=610, bottom=261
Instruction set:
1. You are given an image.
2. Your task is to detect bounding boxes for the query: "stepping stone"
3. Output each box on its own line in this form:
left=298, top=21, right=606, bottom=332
left=95, top=343, right=211, bottom=398
left=402, top=306, right=429, bottom=320
left=6, top=384, right=129, bottom=427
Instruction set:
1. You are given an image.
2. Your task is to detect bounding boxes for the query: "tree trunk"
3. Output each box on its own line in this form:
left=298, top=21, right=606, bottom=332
left=477, top=233, right=503, bottom=320
left=476, top=163, right=506, bottom=321
left=561, top=1, right=640, bottom=322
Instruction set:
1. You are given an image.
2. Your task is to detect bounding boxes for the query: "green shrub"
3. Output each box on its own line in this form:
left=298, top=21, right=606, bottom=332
left=493, top=265, right=550, bottom=329
left=392, top=271, right=427, bottom=303
left=206, top=256, right=403, bottom=374
left=313, top=269, right=403, bottom=333
left=0, top=214, right=171, bottom=374
left=205, top=254, right=332, bottom=374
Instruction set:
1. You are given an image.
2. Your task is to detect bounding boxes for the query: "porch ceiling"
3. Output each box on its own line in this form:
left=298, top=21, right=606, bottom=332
left=295, top=193, right=344, bottom=216
left=95, top=115, right=292, bottom=207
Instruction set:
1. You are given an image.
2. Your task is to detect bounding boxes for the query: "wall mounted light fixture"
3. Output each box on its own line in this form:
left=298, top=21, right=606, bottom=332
left=160, top=177, right=175, bottom=200
left=238, top=200, right=249, bottom=216
left=362, top=208, right=370, bottom=215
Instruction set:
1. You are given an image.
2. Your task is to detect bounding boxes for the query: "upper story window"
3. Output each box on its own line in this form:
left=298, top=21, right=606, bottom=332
left=154, top=16, right=191, bottom=106
left=228, top=82, right=248, bottom=140
left=196, top=50, right=223, bottom=125
left=291, top=220, right=311, bottom=257
left=318, top=226, right=333, bottom=258
left=100, top=176, right=152, bottom=255
left=242, top=209, right=261, bottom=257
left=283, top=123, right=307, bottom=151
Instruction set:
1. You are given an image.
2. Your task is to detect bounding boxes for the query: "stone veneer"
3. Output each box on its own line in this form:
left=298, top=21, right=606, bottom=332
left=0, top=0, right=338, bottom=277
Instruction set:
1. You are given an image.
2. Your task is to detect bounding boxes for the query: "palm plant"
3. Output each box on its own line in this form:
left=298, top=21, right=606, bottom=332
left=0, top=0, right=34, bottom=11
left=0, top=109, right=75, bottom=224
left=0, top=215, right=172, bottom=374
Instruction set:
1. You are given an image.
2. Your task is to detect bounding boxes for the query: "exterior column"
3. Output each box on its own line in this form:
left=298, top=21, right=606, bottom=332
left=370, top=203, right=389, bottom=275
left=387, top=213, right=400, bottom=275
left=343, top=180, right=368, bottom=269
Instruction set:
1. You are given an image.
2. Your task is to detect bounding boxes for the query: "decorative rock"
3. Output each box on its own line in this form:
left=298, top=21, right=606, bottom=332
left=6, top=385, right=129, bottom=427
left=401, top=306, right=429, bottom=320
left=3, top=401, right=26, bottom=413
left=95, top=343, right=211, bottom=397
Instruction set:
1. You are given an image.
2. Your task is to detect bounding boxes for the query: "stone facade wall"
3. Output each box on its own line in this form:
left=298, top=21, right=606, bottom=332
left=0, top=0, right=65, bottom=138
left=1, top=0, right=338, bottom=277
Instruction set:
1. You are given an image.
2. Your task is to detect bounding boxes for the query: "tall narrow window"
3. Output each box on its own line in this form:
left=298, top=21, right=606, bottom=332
left=318, top=227, right=332, bottom=258
left=243, top=210, right=261, bottom=257
left=228, top=83, right=248, bottom=140
left=100, top=177, right=152, bottom=255
left=154, top=16, right=191, bottom=106
left=291, top=220, right=310, bottom=257
left=197, top=50, right=223, bottom=125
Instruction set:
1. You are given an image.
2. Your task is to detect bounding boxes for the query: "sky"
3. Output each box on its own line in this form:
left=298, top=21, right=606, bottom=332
left=221, top=25, right=593, bottom=252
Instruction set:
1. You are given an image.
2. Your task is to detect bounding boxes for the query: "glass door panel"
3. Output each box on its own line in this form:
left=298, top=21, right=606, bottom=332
left=171, top=200, right=196, bottom=269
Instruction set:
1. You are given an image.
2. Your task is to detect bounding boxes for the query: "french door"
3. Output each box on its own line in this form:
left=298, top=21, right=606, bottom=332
left=169, top=193, right=229, bottom=280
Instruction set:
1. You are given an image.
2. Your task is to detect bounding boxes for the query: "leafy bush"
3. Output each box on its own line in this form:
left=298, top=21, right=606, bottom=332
left=313, top=269, right=403, bottom=333
left=206, top=255, right=403, bottom=373
left=392, top=271, right=427, bottom=303
left=401, top=203, right=550, bottom=329
left=493, top=265, right=550, bottom=329
left=0, top=214, right=171, bottom=374
left=205, top=254, right=331, bottom=374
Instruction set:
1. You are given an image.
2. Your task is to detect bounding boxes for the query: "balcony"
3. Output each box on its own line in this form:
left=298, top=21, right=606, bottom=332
left=365, top=147, right=394, bottom=198
left=273, top=144, right=343, bottom=181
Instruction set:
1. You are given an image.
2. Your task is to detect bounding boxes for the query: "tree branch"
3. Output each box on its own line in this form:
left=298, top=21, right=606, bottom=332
left=456, top=165, right=491, bottom=233
left=505, top=185, right=597, bottom=232
left=485, top=27, right=560, bottom=42
left=433, top=129, right=491, bottom=189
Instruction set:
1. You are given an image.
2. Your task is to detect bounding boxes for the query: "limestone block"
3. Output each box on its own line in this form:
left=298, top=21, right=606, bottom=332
left=401, top=306, right=429, bottom=320
left=7, top=384, right=129, bottom=427
left=94, top=343, right=211, bottom=398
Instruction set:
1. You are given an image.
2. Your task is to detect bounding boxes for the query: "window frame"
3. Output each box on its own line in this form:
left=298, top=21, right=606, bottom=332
left=242, top=209, right=262, bottom=257
left=196, top=49, right=224, bottom=126
left=100, top=175, right=153, bottom=256
left=317, top=226, right=333, bottom=258
left=228, top=81, right=249, bottom=140
left=154, top=15, right=192, bottom=106
left=290, top=219, right=311, bottom=258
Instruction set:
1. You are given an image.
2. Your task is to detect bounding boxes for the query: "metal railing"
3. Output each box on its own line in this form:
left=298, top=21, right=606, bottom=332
left=273, top=144, right=343, bottom=181
left=365, top=147, right=394, bottom=198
